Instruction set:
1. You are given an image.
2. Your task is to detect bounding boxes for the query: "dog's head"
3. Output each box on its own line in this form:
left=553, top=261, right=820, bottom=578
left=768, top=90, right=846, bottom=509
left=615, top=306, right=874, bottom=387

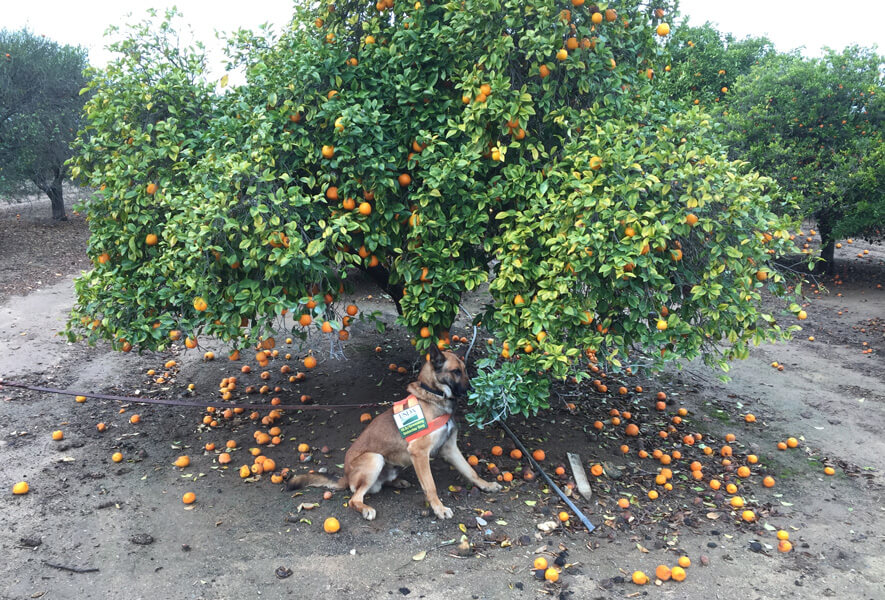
left=422, top=343, right=469, bottom=398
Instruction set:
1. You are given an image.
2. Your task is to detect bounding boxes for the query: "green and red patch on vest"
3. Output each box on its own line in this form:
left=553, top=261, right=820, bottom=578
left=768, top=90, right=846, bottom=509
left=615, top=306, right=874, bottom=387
left=393, top=395, right=450, bottom=442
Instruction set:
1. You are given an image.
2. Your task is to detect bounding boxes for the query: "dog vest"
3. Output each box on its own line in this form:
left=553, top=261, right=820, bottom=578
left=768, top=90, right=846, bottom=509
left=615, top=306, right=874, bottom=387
left=392, top=394, right=450, bottom=442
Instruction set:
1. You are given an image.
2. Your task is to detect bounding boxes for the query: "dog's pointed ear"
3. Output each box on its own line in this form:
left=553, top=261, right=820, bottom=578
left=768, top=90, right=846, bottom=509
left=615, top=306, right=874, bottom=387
left=426, top=343, right=447, bottom=369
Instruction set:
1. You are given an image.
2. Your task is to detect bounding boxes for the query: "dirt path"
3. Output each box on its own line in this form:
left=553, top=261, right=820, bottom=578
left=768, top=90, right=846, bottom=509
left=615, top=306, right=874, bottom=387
left=1, top=237, right=883, bottom=600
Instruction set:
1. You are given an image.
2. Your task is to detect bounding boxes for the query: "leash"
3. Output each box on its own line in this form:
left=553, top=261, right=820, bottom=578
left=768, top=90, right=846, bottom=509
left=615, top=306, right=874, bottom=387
left=0, top=379, right=390, bottom=412
left=499, top=420, right=595, bottom=534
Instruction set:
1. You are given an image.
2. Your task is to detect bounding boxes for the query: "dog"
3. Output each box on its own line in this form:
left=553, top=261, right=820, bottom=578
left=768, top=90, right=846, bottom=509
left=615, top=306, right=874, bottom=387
left=287, top=344, right=501, bottom=520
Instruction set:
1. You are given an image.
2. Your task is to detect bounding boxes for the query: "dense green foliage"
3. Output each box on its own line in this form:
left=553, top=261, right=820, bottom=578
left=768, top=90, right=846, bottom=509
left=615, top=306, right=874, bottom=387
left=68, top=2, right=802, bottom=423
left=726, top=46, right=884, bottom=270
left=0, top=29, right=89, bottom=219
left=659, top=22, right=773, bottom=109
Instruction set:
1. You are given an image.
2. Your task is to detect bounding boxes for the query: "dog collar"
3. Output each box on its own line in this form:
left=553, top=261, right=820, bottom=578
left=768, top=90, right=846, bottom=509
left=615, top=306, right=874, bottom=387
left=419, top=383, right=445, bottom=398
left=392, top=394, right=451, bottom=442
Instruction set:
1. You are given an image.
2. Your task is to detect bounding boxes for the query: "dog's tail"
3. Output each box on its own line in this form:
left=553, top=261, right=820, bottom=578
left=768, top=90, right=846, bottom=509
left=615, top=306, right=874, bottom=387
left=286, top=473, right=347, bottom=491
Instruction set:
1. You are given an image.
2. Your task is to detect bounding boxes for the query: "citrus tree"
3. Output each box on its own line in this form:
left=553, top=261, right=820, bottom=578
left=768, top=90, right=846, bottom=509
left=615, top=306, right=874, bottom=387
left=0, top=29, right=89, bottom=220
left=657, top=22, right=773, bottom=110
left=726, top=46, right=884, bottom=273
left=68, top=2, right=802, bottom=424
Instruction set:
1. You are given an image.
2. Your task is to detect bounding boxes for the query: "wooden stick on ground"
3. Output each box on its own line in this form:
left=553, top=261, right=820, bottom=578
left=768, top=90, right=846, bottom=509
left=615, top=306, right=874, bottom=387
left=567, top=452, right=593, bottom=500
left=43, top=561, right=99, bottom=574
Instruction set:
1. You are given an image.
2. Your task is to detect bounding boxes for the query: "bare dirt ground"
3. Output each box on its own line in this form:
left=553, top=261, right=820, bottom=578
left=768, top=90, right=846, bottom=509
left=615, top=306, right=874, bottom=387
left=1, top=207, right=883, bottom=600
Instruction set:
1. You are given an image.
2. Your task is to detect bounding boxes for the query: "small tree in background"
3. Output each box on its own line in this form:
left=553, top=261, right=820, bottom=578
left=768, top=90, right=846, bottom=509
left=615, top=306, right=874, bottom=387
left=659, top=22, right=774, bottom=110
left=726, top=46, right=884, bottom=272
left=0, top=29, right=89, bottom=220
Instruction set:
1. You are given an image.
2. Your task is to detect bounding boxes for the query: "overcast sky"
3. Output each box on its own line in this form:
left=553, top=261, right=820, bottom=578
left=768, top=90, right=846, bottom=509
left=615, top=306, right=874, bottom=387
left=4, top=0, right=883, bottom=75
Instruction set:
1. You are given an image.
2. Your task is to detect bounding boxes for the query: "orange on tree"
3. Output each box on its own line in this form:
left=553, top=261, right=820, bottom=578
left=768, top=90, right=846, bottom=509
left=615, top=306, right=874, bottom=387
left=67, top=1, right=805, bottom=427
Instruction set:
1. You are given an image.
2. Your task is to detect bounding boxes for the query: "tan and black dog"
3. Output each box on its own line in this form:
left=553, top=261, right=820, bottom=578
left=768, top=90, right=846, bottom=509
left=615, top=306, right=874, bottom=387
left=287, top=344, right=501, bottom=520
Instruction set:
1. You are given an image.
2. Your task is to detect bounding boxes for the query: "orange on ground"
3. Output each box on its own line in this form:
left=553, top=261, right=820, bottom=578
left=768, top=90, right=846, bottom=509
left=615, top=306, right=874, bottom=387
left=533, top=556, right=548, bottom=570
left=655, top=565, right=671, bottom=581
left=182, top=492, right=196, bottom=504
left=112, top=452, right=123, bottom=463
left=670, top=566, right=686, bottom=582
left=532, top=449, right=545, bottom=462
left=324, top=517, right=341, bottom=533
left=632, top=571, right=648, bottom=585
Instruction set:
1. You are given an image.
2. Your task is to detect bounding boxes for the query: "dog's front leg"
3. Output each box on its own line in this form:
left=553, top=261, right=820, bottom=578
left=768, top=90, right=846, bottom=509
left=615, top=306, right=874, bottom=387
left=440, top=436, right=502, bottom=493
left=409, top=445, right=452, bottom=519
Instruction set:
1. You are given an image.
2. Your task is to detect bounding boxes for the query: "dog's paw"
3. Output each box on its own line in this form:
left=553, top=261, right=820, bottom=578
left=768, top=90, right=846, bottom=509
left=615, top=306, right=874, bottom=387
left=362, top=507, right=377, bottom=521
left=481, top=481, right=503, bottom=493
left=433, top=504, right=454, bottom=520
left=390, top=478, right=412, bottom=489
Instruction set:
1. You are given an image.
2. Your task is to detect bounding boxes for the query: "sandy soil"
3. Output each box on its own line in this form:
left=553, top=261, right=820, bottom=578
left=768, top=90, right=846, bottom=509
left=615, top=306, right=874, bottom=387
left=0, top=212, right=883, bottom=600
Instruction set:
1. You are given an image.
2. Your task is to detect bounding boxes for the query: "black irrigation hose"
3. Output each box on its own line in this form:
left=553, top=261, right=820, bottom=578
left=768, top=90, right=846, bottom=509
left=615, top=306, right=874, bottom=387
left=498, top=420, right=595, bottom=533
left=0, top=379, right=389, bottom=412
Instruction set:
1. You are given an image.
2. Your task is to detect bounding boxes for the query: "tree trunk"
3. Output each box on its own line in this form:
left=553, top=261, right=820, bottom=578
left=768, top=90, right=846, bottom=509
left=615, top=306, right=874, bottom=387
left=359, top=263, right=404, bottom=315
left=47, top=180, right=67, bottom=221
left=34, top=171, right=68, bottom=221
left=815, top=215, right=835, bottom=275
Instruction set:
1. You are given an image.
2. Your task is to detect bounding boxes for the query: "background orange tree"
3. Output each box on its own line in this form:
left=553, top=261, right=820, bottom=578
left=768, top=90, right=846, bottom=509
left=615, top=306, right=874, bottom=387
left=725, top=46, right=884, bottom=273
left=68, top=2, right=802, bottom=422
